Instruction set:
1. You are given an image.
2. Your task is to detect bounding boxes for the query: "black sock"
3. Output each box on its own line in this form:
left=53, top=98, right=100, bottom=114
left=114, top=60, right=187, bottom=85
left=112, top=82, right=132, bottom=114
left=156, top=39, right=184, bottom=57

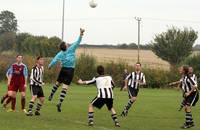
left=124, top=99, right=134, bottom=111
left=185, top=112, right=193, bottom=125
left=28, top=101, right=34, bottom=113
left=58, top=89, right=67, bottom=105
left=88, top=112, right=94, bottom=123
left=50, top=84, right=59, bottom=97
left=180, top=101, right=185, bottom=108
left=36, top=103, right=42, bottom=112
left=111, top=114, right=119, bottom=124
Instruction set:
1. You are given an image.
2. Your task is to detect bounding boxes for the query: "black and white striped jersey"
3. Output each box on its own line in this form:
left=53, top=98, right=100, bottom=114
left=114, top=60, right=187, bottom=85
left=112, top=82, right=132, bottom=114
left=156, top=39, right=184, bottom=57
left=191, top=74, right=198, bottom=85
left=30, top=66, right=44, bottom=86
left=126, top=71, right=146, bottom=89
left=181, top=75, right=198, bottom=93
left=85, top=75, right=115, bottom=99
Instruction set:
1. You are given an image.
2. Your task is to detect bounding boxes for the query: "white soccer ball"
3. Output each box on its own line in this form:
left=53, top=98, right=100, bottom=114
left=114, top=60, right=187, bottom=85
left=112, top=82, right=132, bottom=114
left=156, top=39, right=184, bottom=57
left=89, top=0, right=98, bottom=8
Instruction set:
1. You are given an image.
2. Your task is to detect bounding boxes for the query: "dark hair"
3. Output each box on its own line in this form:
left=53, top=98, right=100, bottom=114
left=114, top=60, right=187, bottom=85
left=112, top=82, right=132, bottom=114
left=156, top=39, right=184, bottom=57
left=60, top=42, right=67, bottom=51
left=97, top=65, right=104, bottom=75
left=183, top=65, right=189, bottom=75
left=136, top=62, right=141, bottom=66
left=16, top=54, right=23, bottom=58
left=36, top=56, right=43, bottom=60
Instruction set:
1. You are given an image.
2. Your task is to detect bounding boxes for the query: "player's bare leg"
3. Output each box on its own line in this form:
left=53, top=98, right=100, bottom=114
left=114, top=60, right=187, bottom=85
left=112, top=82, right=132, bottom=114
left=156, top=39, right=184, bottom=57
left=110, top=108, right=120, bottom=127
left=49, top=82, right=61, bottom=101
left=7, top=91, right=16, bottom=112
left=2, top=91, right=12, bottom=109
left=121, top=97, right=137, bottom=117
left=1, top=92, right=9, bottom=104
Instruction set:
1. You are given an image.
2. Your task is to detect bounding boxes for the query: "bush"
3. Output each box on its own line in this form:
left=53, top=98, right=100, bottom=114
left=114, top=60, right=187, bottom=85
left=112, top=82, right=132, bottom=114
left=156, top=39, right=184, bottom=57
left=0, top=54, right=181, bottom=88
left=74, top=53, right=97, bottom=81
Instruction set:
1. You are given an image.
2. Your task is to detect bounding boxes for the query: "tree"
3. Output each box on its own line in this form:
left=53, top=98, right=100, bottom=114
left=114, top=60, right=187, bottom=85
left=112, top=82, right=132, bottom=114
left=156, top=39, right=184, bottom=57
left=0, top=10, right=18, bottom=34
left=16, top=33, right=32, bottom=53
left=150, top=26, right=198, bottom=67
left=0, top=32, right=16, bottom=51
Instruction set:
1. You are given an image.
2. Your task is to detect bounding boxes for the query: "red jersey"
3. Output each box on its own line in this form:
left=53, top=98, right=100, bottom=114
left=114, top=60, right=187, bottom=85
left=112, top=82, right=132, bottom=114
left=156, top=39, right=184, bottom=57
left=10, top=63, right=28, bottom=86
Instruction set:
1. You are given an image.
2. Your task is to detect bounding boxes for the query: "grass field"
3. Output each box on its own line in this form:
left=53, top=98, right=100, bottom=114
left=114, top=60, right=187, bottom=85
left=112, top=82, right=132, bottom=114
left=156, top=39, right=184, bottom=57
left=0, top=83, right=199, bottom=130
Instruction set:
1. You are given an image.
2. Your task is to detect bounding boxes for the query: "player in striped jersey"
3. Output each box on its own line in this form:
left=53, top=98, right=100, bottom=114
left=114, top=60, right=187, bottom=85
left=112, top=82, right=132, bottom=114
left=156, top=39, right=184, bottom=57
left=169, top=66, right=198, bottom=112
left=178, top=66, right=199, bottom=129
left=189, top=67, right=197, bottom=85
left=121, top=62, right=146, bottom=117
left=77, top=65, right=120, bottom=127
left=26, top=56, right=45, bottom=116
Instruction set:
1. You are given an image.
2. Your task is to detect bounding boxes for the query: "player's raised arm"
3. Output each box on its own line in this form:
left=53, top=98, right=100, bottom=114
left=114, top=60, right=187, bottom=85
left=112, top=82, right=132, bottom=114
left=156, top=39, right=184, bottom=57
left=67, top=28, right=85, bottom=53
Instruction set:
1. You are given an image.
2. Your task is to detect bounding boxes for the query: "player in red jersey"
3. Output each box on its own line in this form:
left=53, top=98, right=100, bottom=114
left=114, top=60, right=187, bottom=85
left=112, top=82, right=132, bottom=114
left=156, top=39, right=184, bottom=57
left=7, top=55, right=28, bottom=112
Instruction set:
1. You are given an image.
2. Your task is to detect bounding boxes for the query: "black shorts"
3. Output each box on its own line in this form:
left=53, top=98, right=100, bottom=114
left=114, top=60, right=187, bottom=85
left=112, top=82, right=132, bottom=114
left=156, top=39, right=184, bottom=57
left=57, top=67, right=74, bottom=85
left=91, top=97, right=113, bottom=110
left=184, top=91, right=199, bottom=106
left=128, top=86, right=139, bottom=98
left=30, top=85, right=44, bottom=98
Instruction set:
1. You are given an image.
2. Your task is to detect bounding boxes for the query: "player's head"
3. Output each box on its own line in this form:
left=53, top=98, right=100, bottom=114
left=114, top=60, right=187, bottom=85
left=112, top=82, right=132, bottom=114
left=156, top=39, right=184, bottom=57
left=36, top=56, right=44, bottom=66
left=135, top=62, right=141, bottom=71
left=97, top=65, right=104, bottom=75
left=16, top=55, right=23, bottom=63
left=124, top=69, right=128, bottom=73
left=189, top=66, right=194, bottom=74
left=59, top=41, right=68, bottom=51
left=181, top=65, right=189, bottom=75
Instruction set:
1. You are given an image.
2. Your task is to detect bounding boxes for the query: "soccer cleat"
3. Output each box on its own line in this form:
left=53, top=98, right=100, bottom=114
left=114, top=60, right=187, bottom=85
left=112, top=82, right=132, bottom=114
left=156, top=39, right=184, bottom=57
left=180, top=123, right=192, bottom=129
left=7, top=108, right=15, bottom=112
left=26, top=111, right=33, bottom=116
left=56, top=104, right=61, bottom=112
left=22, top=109, right=27, bottom=113
left=35, top=111, right=40, bottom=116
left=189, top=123, right=195, bottom=128
left=115, top=122, right=120, bottom=127
left=121, top=110, right=128, bottom=117
left=48, top=95, right=53, bottom=101
left=88, top=121, right=94, bottom=126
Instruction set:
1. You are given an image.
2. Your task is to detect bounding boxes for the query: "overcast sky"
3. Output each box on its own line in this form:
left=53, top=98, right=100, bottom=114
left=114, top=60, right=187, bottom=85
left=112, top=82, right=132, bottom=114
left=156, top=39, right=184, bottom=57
left=1, top=0, right=200, bottom=45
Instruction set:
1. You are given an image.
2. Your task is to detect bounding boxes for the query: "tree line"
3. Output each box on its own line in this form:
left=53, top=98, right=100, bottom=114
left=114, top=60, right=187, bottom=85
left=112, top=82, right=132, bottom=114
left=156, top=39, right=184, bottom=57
left=0, top=10, right=199, bottom=70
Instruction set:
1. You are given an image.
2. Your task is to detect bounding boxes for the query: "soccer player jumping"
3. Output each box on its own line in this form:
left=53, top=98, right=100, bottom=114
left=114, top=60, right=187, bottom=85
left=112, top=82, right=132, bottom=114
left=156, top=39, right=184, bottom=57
left=77, top=65, right=120, bottom=127
left=48, top=28, right=85, bottom=112
left=121, top=62, right=146, bottom=117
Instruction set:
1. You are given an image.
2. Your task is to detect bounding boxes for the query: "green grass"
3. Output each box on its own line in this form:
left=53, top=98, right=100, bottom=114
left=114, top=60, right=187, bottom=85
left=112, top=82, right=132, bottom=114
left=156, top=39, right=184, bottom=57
left=0, top=82, right=199, bottom=130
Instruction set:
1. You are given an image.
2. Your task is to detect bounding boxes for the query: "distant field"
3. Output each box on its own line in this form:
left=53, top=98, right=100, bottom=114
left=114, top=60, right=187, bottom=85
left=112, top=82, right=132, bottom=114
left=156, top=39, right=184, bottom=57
left=77, top=48, right=200, bottom=70
left=0, top=83, right=199, bottom=130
